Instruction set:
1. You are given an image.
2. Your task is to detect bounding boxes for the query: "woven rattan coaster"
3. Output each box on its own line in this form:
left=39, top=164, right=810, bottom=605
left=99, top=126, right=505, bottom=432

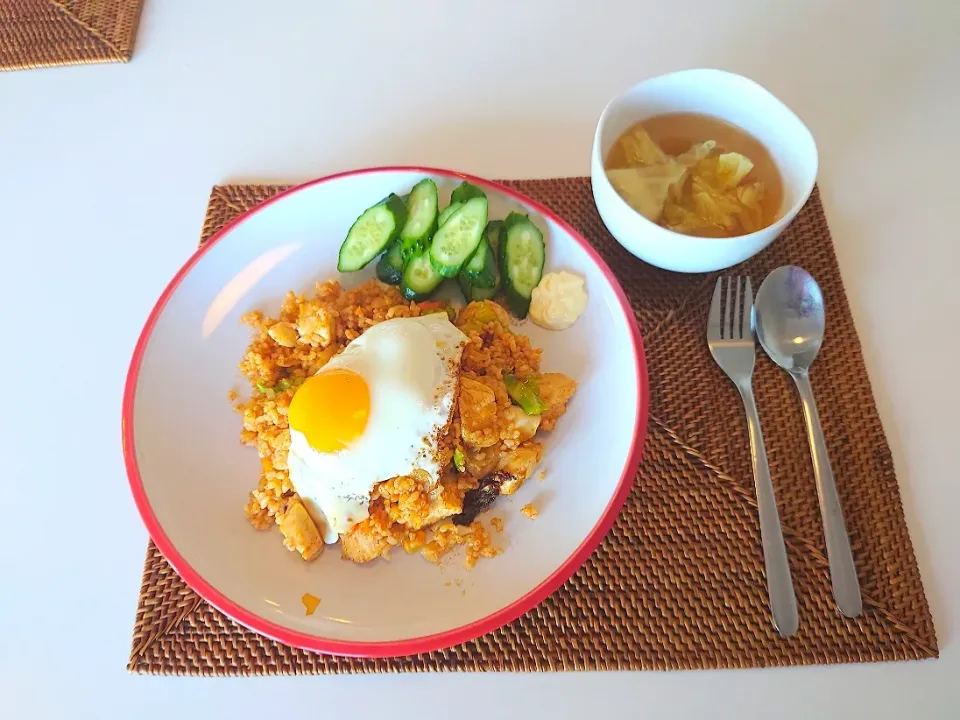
left=0, top=0, right=143, bottom=71
left=128, top=179, right=937, bottom=674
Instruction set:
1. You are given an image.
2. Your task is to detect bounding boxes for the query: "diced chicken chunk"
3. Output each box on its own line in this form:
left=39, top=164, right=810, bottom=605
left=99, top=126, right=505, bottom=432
left=267, top=321, right=299, bottom=347
left=538, top=373, right=577, bottom=431
left=340, top=518, right=388, bottom=563
left=278, top=498, right=324, bottom=561
left=459, top=376, right=499, bottom=448
left=498, top=441, right=544, bottom=495
left=499, top=405, right=541, bottom=449
left=421, top=474, right=464, bottom=526
left=464, top=443, right=500, bottom=478
left=297, top=302, right=335, bottom=348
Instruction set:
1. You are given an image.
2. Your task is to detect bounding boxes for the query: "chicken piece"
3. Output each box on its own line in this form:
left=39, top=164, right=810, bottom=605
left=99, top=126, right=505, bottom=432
left=497, top=441, right=544, bottom=495
left=267, top=321, right=299, bottom=348
left=538, top=373, right=577, bottom=431
left=499, top=405, right=541, bottom=449
left=297, top=302, right=335, bottom=348
left=476, top=373, right=512, bottom=410
left=463, top=443, right=500, bottom=478
left=459, top=376, right=499, bottom=448
left=340, top=518, right=389, bottom=563
left=421, top=473, right=465, bottom=527
left=278, top=497, right=324, bottom=561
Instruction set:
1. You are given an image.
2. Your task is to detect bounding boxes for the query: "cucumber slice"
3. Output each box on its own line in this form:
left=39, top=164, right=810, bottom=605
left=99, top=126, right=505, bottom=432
left=450, top=181, right=486, bottom=205
left=462, top=232, right=498, bottom=289
left=457, top=220, right=502, bottom=300
left=376, top=240, right=403, bottom=285
left=337, top=194, right=407, bottom=272
left=401, top=248, right=444, bottom=300
left=500, top=212, right=545, bottom=318
left=437, top=202, right=462, bottom=227
left=399, top=179, right=438, bottom=259
left=470, top=285, right=498, bottom=301
left=458, top=273, right=498, bottom=302
left=429, top=197, right=488, bottom=277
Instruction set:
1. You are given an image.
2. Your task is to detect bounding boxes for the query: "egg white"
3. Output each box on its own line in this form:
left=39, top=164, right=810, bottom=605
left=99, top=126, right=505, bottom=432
left=287, top=314, right=468, bottom=543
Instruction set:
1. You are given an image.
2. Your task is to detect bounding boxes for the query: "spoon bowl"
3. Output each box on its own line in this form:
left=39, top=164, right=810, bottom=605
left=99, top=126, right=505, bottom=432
left=755, top=266, right=825, bottom=371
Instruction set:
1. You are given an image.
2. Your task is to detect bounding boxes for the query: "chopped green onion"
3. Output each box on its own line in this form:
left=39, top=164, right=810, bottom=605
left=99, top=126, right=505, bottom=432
left=256, top=377, right=302, bottom=394
left=454, top=447, right=466, bottom=473
left=504, top=374, right=547, bottom=415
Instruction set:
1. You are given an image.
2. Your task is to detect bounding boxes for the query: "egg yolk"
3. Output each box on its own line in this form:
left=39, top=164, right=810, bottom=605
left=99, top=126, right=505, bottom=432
left=288, top=369, right=370, bottom=453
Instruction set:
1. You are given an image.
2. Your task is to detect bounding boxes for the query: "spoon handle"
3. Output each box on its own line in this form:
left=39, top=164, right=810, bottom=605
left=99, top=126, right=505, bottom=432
left=738, top=385, right=799, bottom=637
left=791, top=372, right=863, bottom=617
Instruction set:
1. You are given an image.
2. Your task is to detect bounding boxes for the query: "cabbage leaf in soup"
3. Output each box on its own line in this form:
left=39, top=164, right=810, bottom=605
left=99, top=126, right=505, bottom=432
left=607, top=161, right=689, bottom=222
left=618, top=126, right=668, bottom=166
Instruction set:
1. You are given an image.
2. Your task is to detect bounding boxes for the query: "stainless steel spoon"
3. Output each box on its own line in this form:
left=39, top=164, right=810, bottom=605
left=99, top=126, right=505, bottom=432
left=755, top=266, right=863, bottom=618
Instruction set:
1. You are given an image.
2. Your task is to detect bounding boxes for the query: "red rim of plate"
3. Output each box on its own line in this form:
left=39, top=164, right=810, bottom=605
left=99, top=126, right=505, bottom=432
left=122, top=166, right=649, bottom=657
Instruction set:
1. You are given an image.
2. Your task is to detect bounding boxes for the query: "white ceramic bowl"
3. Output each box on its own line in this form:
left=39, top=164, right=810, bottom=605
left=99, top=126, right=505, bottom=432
left=591, top=69, right=819, bottom=273
left=124, top=167, right=648, bottom=657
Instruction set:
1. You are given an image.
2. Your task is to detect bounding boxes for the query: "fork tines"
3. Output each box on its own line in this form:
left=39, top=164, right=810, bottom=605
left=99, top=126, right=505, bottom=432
left=709, top=275, right=753, bottom=341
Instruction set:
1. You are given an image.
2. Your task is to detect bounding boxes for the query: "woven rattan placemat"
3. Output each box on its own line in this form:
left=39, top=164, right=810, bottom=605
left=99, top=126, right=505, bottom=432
left=128, top=178, right=937, bottom=674
left=0, top=0, right=143, bottom=71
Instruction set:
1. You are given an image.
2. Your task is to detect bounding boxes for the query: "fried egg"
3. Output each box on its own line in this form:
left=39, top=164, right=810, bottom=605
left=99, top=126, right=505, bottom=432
left=287, top=313, right=468, bottom=543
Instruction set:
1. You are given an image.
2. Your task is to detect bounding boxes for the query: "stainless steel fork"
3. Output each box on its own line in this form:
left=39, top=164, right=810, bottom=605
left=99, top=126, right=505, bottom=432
left=708, top=276, right=799, bottom=637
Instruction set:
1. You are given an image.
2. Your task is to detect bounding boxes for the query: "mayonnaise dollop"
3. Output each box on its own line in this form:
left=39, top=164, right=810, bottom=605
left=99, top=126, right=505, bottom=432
left=528, top=271, right=587, bottom=330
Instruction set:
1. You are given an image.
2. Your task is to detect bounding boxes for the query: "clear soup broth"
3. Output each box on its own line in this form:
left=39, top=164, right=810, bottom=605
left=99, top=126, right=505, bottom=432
left=605, top=112, right=784, bottom=238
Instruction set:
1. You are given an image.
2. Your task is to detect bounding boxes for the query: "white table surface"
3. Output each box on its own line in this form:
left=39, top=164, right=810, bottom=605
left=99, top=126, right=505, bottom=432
left=2, top=1, right=958, bottom=717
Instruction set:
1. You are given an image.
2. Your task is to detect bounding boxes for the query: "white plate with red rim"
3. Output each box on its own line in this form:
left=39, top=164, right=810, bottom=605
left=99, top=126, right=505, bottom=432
left=124, top=167, right=649, bottom=657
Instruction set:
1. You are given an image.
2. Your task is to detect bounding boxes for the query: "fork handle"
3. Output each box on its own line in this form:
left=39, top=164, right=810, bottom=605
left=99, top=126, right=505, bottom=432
left=791, top=371, right=863, bottom=618
left=738, top=385, right=799, bottom=637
